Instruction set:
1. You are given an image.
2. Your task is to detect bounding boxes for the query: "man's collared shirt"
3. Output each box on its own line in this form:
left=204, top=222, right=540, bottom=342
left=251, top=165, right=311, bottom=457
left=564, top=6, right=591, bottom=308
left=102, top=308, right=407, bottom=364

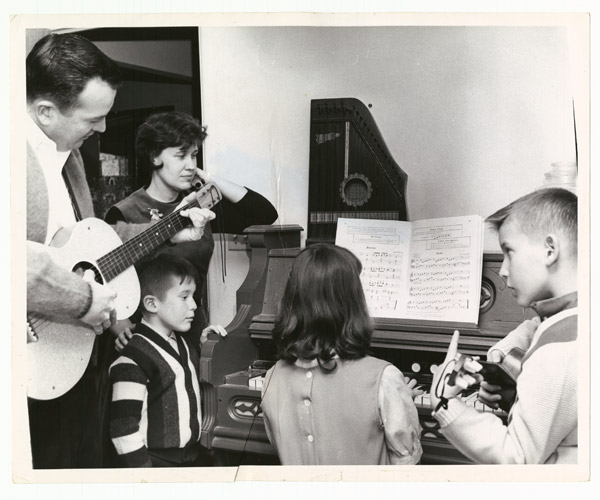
left=26, top=113, right=75, bottom=245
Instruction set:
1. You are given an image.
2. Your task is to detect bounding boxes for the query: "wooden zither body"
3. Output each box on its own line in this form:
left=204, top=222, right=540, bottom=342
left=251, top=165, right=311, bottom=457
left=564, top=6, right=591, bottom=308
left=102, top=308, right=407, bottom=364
left=307, top=98, right=408, bottom=244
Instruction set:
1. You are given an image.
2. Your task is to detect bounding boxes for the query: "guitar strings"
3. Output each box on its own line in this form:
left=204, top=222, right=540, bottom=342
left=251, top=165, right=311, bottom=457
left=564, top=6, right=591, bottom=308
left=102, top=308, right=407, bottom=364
left=100, top=187, right=217, bottom=274
left=98, top=207, right=190, bottom=278
left=98, top=185, right=220, bottom=280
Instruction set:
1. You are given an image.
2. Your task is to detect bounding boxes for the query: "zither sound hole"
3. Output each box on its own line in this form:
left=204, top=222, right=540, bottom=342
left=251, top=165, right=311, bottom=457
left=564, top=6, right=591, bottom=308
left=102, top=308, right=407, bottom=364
left=344, top=178, right=369, bottom=203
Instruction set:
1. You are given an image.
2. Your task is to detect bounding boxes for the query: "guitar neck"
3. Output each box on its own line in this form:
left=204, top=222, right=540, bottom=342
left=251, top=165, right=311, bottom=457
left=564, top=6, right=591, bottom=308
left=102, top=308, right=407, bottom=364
left=97, top=199, right=200, bottom=282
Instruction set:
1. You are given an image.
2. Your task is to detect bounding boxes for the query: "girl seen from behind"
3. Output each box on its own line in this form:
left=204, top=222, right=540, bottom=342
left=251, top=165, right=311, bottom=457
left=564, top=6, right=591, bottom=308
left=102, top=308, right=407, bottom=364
left=261, top=243, right=423, bottom=465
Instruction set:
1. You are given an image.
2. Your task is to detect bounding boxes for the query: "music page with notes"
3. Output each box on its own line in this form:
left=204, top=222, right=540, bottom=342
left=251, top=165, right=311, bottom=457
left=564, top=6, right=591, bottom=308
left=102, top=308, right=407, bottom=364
left=335, top=215, right=484, bottom=324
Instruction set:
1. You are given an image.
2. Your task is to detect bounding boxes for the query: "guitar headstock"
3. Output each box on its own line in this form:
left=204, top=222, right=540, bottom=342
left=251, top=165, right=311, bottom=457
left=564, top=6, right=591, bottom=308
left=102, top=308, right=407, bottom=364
left=194, top=181, right=222, bottom=210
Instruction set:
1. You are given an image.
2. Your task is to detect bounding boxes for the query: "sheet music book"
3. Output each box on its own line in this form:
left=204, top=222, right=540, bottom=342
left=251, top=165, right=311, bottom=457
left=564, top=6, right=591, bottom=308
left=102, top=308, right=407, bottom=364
left=335, top=215, right=484, bottom=325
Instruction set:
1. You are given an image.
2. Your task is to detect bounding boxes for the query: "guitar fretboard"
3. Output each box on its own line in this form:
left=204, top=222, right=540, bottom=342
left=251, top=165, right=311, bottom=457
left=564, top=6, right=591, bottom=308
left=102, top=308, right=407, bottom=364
left=98, top=201, right=197, bottom=281
left=95, top=181, right=226, bottom=283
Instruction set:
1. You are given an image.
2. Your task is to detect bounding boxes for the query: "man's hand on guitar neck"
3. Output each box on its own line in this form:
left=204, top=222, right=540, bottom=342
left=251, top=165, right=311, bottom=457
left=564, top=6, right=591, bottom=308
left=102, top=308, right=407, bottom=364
left=80, top=280, right=117, bottom=335
left=171, top=191, right=216, bottom=244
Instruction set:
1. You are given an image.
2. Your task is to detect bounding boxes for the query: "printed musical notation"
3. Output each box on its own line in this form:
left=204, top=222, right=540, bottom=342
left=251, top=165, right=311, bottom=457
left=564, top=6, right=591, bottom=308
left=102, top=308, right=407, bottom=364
left=352, top=248, right=405, bottom=313
left=409, top=269, right=470, bottom=283
left=410, top=254, right=471, bottom=269
left=408, top=283, right=470, bottom=297
left=407, top=253, right=471, bottom=314
left=407, top=298, right=470, bottom=312
left=335, top=215, right=483, bottom=323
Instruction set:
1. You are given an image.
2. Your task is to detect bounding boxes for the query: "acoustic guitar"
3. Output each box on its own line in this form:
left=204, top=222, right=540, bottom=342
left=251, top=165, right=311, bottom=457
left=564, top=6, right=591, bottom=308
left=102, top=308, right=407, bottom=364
left=26, top=182, right=222, bottom=401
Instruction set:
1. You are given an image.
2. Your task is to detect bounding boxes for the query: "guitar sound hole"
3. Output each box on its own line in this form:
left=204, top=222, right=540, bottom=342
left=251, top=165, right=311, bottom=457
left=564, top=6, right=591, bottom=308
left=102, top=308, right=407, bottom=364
left=73, top=262, right=103, bottom=284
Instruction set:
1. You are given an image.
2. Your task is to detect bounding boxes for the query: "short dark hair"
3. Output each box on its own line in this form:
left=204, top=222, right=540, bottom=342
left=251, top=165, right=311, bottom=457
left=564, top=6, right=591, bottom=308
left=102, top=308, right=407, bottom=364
left=486, top=187, right=578, bottom=256
left=26, top=33, right=122, bottom=112
left=273, top=243, right=373, bottom=372
left=138, top=254, right=198, bottom=307
left=136, top=111, right=207, bottom=175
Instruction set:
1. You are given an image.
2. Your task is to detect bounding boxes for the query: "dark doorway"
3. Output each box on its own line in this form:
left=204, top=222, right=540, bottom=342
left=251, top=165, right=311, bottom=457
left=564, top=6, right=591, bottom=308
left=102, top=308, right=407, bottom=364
left=77, top=26, right=202, bottom=217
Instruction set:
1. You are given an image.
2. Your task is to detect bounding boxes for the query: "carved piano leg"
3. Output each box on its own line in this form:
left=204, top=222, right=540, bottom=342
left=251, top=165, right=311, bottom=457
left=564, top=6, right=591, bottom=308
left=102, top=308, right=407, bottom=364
left=199, top=224, right=303, bottom=453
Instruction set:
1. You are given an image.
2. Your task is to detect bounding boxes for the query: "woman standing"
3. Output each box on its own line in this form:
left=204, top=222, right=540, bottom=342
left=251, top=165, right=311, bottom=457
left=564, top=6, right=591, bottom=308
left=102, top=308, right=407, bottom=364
left=105, top=110, right=278, bottom=347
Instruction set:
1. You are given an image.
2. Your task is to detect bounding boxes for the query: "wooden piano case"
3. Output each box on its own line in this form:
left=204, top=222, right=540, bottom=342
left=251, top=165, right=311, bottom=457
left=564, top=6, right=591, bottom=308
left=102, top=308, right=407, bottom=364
left=199, top=225, right=302, bottom=465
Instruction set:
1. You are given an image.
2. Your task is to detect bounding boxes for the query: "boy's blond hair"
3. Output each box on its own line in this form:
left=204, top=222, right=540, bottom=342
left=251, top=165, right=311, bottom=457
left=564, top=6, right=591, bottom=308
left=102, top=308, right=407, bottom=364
left=486, top=187, right=577, bottom=258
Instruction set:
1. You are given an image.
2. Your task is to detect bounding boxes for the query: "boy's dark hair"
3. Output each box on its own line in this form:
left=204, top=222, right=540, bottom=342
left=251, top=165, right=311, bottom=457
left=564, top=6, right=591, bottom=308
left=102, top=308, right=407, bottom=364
left=486, top=187, right=577, bottom=257
left=26, top=33, right=122, bottom=112
left=273, top=243, right=373, bottom=372
left=136, top=111, right=207, bottom=175
left=138, top=253, right=198, bottom=308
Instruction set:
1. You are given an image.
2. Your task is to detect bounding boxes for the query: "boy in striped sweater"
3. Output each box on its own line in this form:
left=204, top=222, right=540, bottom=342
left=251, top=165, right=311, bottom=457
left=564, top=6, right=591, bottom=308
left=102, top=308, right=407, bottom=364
left=430, top=188, right=578, bottom=464
left=109, top=254, right=225, bottom=467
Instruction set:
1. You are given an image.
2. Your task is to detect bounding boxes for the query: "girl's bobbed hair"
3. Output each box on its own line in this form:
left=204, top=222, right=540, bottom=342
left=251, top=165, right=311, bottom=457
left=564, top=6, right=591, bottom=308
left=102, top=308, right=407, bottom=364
left=273, top=243, right=373, bottom=372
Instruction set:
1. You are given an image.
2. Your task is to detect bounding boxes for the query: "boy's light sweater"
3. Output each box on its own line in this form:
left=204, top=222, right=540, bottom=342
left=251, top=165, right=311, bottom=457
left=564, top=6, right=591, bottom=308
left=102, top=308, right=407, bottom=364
left=433, top=293, right=578, bottom=464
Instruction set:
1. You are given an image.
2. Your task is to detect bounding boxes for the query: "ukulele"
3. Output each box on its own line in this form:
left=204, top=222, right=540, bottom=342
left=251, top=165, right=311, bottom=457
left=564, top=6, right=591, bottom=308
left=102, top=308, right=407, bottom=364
left=477, top=347, right=525, bottom=413
left=448, top=347, right=525, bottom=413
left=26, top=182, right=221, bottom=400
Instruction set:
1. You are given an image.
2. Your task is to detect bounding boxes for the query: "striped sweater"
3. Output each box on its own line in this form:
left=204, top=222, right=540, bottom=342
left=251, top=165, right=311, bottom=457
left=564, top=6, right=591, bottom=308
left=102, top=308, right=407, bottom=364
left=109, top=323, right=202, bottom=467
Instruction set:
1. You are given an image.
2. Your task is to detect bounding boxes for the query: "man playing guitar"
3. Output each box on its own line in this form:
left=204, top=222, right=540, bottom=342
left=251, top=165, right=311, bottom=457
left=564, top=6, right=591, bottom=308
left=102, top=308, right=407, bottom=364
left=26, top=32, right=214, bottom=469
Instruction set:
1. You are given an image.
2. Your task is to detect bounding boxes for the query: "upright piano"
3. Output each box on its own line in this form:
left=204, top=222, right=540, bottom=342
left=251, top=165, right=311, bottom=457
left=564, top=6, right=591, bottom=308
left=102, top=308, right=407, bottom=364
left=199, top=98, right=533, bottom=465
